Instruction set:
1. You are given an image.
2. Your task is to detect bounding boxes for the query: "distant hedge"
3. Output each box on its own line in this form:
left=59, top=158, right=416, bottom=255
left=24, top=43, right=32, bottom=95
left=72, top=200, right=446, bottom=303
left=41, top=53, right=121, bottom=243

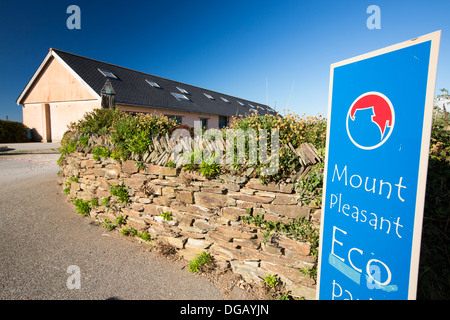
left=0, top=120, right=29, bottom=143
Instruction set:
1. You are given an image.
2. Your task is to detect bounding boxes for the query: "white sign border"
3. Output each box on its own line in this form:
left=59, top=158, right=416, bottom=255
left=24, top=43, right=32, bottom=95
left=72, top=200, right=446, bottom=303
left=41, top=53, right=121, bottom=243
left=316, top=30, right=441, bottom=300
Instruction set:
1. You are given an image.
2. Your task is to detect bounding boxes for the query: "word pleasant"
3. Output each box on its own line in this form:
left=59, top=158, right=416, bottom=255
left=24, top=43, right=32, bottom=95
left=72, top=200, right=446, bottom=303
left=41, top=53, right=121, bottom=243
left=329, top=193, right=404, bottom=238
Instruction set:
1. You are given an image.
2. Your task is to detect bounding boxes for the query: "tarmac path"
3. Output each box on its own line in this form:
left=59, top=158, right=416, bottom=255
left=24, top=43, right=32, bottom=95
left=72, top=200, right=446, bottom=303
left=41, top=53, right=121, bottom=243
left=0, top=146, right=224, bottom=300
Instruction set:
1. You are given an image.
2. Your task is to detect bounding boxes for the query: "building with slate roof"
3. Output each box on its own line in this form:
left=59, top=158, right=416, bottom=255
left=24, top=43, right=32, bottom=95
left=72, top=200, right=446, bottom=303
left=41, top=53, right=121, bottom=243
left=17, top=48, right=275, bottom=141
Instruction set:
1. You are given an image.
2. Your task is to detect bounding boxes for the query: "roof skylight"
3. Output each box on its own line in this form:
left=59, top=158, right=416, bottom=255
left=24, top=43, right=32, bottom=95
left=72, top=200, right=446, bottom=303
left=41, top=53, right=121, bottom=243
left=146, top=79, right=161, bottom=88
left=98, top=68, right=117, bottom=79
left=204, top=93, right=215, bottom=100
left=221, top=97, right=230, bottom=103
left=171, top=92, right=190, bottom=102
left=237, top=101, right=245, bottom=106
left=177, top=87, right=189, bottom=94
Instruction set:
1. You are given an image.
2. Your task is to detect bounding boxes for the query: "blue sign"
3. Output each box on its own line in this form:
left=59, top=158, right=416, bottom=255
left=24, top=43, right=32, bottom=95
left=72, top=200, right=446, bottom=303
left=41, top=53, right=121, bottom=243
left=316, top=32, right=441, bottom=300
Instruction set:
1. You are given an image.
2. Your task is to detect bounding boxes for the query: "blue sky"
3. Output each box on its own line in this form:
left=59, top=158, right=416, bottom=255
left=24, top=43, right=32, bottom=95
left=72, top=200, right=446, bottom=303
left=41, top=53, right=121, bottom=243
left=1, top=0, right=449, bottom=122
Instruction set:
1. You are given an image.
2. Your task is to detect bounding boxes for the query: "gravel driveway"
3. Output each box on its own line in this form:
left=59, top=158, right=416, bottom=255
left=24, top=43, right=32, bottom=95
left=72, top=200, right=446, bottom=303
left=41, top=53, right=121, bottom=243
left=0, top=149, right=224, bottom=300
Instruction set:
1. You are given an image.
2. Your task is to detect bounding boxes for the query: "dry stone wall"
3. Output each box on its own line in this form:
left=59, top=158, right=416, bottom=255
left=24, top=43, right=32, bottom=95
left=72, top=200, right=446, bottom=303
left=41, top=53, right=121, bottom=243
left=60, top=152, right=320, bottom=299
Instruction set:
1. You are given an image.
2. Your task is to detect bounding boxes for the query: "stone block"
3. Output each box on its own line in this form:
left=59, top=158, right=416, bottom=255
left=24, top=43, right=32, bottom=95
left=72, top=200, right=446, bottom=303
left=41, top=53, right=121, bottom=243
left=223, top=183, right=240, bottom=192
left=261, top=243, right=283, bottom=255
left=138, top=197, right=152, bottom=204
left=178, top=249, right=198, bottom=262
left=162, top=186, right=176, bottom=198
left=145, top=164, right=178, bottom=177
left=221, top=207, right=248, bottom=221
left=218, top=175, right=248, bottom=184
left=237, top=194, right=274, bottom=204
left=201, top=187, right=225, bottom=194
left=96, top=212, right=117, bottom=221
left=97, top=178, right=110, bottom=190
left=178, top=224, right=207, bottom=235
left=278, top=183, right=294, bottom=194
left=246, top=178, right=279, bottom=192
left=143, top=204, right=163, bottom=216
left=208, top=231, right=233, bottom=244
left=236, top=200, right=261, bottom=209
left=171, top=202, right=212, bottom=216
left=122, top=160, right=138, bottom=174
left=285, top=283, right=316, bottom=300
left=233, top=238, right=260, bottom=249
left=153, top=197, right=173, bottom=206
left=93, top=168, right=106, bottom=177
left=276, top=237, right=311, bottom=256
left=70, top=182, right=81, bottom=191
left=239, top=188, right=256, bottom=195
left=193, top=219, right=213, bottom=231
left=82, top=160, right=93, bottom=168
left=184, top=238, right=213, bottom=254
left=262, top=204, right=311, bottom=219
left=177, top=190, right=193, bottom=204
left=272, top=194, right=300, bottom=205
left=124, top=174, right=147, bottom=190
left=96, top=188, right=110, bottom=198
left=216, top=225, right=257, bottom=240
left=163, top=236, right=187, bottom=249
left=121, top=207, right=142, bottom=219
left=126, top=216, right=148, bottom=231
left=312, top=208, right=321, bottom=223
left=179, top=214, right=195, bottom=226
left=230, top=261, right=268, bottom=283
left=147, top=224, right=177, bottom=238
left=149, top=179, right=179, bottom=187
left=254, top=191, right=277, bottom=198
left=77, top=190, right=94, bottom=201
left=194, top=192, right=236, bottom=208
left=209, top=243, right=242, bottom=261
left=260, top=261, right=307, bottom=286
left=131, top=202, right=145, bottom=212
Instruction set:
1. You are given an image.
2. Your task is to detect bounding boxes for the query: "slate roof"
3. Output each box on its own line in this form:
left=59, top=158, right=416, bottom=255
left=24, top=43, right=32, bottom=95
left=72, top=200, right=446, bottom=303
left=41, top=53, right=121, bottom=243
left=52, top=49, right=275, bottom=117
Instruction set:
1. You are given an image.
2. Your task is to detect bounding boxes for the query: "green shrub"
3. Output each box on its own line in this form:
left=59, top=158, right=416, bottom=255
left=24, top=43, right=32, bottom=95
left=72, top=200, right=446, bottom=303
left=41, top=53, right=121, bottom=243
left=229, top=112, right=326, bottom=182
left=137, top=232, right=151, bottom=242
left=264, top=274, right=279, bottom=289
left=115, top=214, right=126, bottom=226
left=69, top=176, right=79, bottom=183
left=295, top=163, right=324, bottom=206
left=69, top=108, right=122, bottom=135
left=159, top=211, right=172, bottom=221
left=166, top=160, right=176, bottom=168
left=230, top=112, right=327, bottom=150
left=101, top=197, right=110, bottom=208
left=418, top=104, right=450, bottom=299
left=92, top=146, right=111, bottom=160
left=78, top=135, right=90, bottom=147
left=120, top=226, right=137, bottom=237
left=90, top=198, right=99, bottom=207
left=241, top=214, right=319, bottom=258
left=101, top=218, right=116, bottom=230
left=73, top=198, right=91, bottom=216
left=109, top=112, right=178, bottom=160
left=110, top=183, right=129, bottom=203
left=188, top=251, right=212, bottom=273
left=57, top=132, right=79, bottom=166
left=101, top=215, right=126, bottom=231
left=198, top=159, right=220, bottom=178
left=0, top=120, right=29, bottom=143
